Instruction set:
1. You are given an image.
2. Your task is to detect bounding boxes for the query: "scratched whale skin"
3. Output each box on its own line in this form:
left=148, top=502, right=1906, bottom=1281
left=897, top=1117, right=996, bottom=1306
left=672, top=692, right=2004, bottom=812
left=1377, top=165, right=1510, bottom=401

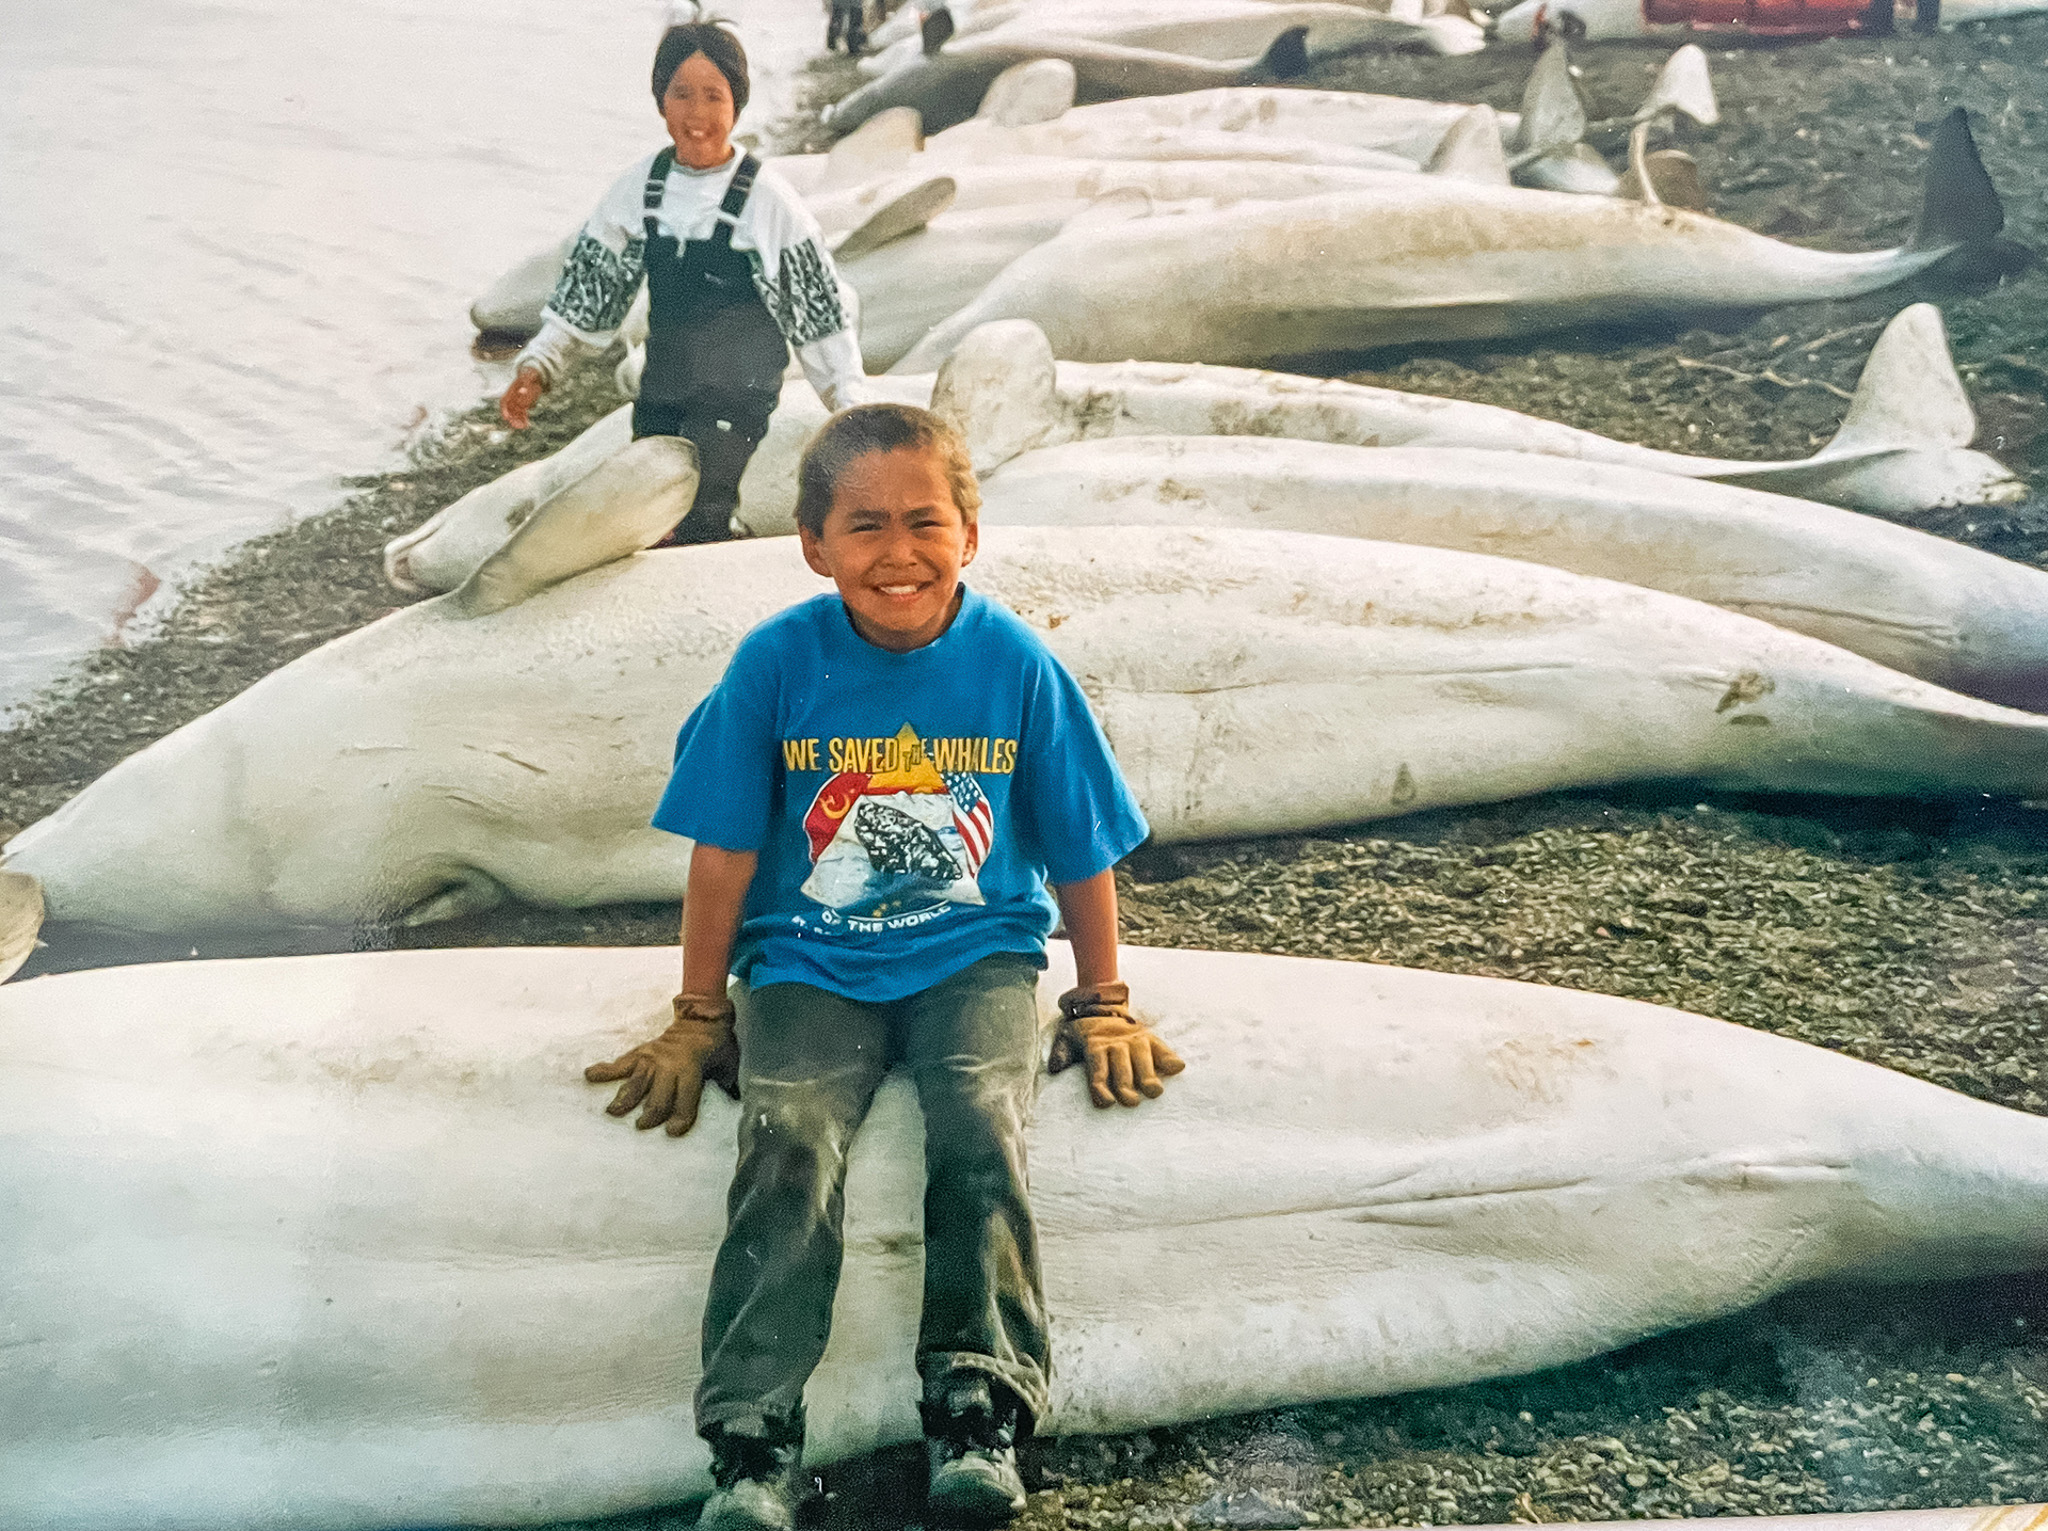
left=2, top=942, right=2045, bottom=1530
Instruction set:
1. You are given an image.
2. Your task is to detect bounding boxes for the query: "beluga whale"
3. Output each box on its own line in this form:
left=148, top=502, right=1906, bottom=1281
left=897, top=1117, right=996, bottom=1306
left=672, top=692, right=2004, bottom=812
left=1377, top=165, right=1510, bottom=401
left=4, top=942, right=2047, bottom=1529
left=891, top=108, right=2003, bottom=371
left=386, top=304, right=2021, bottom=600
left=22, top=522, right=2048, bottom=936
left=819, top=9, right=1322, bottom=137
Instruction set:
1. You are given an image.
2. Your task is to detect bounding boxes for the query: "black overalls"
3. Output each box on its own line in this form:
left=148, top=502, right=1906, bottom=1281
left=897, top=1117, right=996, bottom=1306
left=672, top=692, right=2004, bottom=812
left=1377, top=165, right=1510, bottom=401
left=634, top=147, right=791, bottom=546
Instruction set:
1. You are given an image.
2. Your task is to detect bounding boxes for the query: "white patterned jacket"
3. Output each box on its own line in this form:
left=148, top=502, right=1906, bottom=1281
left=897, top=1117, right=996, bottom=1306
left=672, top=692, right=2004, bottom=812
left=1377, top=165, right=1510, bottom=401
left=514, top=147, right=867, bottom=411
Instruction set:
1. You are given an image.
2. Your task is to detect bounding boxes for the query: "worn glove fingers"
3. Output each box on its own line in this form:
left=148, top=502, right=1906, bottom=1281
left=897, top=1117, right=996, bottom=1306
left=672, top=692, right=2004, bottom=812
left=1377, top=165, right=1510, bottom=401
left=1128, top=1038, right=1167, bottom=1100
left=664, top=1073, right=708, bottom=1137
left=607, top=1057, right=657, bottom=1117
left=1104, top=1041, right=1144, bottom=1107
left=584, top=1053, right=638, bottom=1085
left=1148, top=1034, right=1187, bottom=1081
left=635, top=1064, right=682, bottom=1131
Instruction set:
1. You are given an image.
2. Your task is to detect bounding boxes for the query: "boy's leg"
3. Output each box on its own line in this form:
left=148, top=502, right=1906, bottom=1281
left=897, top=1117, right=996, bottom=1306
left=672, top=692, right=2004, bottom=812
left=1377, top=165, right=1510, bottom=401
left=653, top=391, right=776, bottom=546
left=697, top=980, right=889, bottom=1440
left=897, top=951, right=1051, bottom=1427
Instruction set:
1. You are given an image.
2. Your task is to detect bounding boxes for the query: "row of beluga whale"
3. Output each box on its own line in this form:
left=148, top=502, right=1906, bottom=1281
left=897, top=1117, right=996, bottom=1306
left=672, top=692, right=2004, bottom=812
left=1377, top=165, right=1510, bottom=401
left=6, top=940, right=2048, bottom=1529
left=476, top=51, right=2003, bottom=384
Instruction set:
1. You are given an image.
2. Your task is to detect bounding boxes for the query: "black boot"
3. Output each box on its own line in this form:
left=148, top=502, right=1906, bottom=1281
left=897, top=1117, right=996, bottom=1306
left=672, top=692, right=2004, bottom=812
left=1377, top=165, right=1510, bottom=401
left=700, top=1419, right=806, bottom=1531
left=922, top=1376, right=1026, bottom=1526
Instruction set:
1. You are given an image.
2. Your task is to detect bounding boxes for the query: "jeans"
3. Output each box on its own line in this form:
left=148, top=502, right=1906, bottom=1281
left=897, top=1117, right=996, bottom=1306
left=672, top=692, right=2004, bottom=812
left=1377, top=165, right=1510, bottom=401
left=695, top=952, right=1051, bottom=1439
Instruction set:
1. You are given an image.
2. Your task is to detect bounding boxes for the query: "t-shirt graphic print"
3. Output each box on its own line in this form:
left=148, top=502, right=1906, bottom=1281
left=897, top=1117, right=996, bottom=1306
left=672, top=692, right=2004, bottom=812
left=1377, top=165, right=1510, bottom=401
left=800, top=724, right=989, bottom=919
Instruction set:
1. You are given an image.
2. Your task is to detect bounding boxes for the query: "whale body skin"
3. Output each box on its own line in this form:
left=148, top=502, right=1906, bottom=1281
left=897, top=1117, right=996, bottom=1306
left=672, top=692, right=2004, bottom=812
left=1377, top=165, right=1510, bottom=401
left=385, top=307, right=2021, bottom=598
left=968, top=436, right=2048, bottom=708
left=19, top=526, right=2048, bottom=935
left=4, top=942, right=2046, bottom=1531
left=890, top=114, right=2000, bottom=370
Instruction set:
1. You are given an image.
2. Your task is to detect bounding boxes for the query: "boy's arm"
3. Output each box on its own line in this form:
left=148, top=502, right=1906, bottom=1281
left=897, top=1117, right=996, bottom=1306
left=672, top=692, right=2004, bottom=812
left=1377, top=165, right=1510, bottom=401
left=584, top=842, right=758, bottom=1138
left=1050, top=869, right=1185, bottom=1109
left=680, top=843, right=760, bottom=999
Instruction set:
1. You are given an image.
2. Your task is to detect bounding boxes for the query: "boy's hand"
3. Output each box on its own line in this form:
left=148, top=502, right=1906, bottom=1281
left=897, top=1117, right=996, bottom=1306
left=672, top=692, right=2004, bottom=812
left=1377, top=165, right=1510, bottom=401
left=584, top=993, right=741, bottom=1137
left=1049, top=982, right=1185, bottom=1108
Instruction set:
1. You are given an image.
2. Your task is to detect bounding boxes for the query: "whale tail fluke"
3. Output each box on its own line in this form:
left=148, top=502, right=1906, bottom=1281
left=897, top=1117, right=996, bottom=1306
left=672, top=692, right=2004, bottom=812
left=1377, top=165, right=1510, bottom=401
left=1910, top=107, right=2003, bottom=252
left=831, top=176, right=958, bottom=261
left=0, top=869, right=45, bottom=985
left=450, top=436, right=702, bottom=617
left=975, top=58, right=1077, bottom=126
left=1634, top=44, right=1718, bottom=128
left=1254, top=25, right=1311, bottom=81
left=1510, top=38, right=1586, bottom=161
left=930, top=320, right=1064, bottom=474
left=1426, top=107, right=1512, bottom=186
left=1828, top=303, right=1979, bottom=455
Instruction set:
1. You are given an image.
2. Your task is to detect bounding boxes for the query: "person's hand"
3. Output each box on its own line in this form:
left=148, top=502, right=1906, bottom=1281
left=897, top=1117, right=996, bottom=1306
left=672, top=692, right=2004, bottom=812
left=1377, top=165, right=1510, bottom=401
left=584, top=993, right=741, bottom=1136
left=1049, top=982, right=1185, bottom=1108
left=499, top=366, right=547, bottom=430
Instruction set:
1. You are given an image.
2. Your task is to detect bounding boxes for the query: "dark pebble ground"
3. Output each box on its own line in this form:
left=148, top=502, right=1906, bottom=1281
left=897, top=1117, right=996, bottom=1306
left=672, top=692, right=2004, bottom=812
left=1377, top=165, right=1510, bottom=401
left=5, top=20, right=2048, bottom=1529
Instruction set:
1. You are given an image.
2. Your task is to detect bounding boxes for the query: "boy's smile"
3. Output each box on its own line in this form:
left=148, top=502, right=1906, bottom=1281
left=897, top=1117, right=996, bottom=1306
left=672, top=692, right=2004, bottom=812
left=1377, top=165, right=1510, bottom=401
left=800, top=446, right=978, bottom=654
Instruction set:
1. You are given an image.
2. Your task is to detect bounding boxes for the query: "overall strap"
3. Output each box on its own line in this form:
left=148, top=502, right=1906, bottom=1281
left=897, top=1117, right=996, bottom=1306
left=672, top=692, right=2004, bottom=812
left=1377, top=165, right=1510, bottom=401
left=642, top=146, right=677, bottom=240
left=709, top=152, right=762, bottom=250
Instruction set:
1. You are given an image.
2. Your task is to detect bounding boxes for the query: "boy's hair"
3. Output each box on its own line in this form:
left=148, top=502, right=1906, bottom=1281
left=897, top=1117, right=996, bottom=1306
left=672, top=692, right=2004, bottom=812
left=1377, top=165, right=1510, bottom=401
left=795, top=404, right=983, bottom=538
left=651, top=22, right=750, bottom=115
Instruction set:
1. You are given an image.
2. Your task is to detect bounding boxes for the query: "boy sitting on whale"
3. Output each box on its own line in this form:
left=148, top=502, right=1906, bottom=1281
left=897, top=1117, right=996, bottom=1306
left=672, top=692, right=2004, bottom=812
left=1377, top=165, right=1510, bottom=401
left=584, top=402, right=1185, bottom=1531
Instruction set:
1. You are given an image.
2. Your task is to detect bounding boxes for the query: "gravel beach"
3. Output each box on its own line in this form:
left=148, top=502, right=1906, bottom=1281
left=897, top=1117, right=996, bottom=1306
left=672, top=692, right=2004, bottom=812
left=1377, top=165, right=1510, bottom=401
left=5, top=28, right=2047, bottom=1528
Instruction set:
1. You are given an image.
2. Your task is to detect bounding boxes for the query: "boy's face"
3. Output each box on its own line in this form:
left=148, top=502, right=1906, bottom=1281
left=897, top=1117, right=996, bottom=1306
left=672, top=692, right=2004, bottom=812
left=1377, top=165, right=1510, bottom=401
left=662, top=52, right=736, bottom=170
left=800, top=446, right=978, bottom=654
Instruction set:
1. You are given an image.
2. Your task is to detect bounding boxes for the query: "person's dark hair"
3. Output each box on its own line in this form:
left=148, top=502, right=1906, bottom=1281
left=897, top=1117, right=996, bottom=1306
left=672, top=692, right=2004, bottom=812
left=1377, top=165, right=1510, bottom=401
left=795, top=404, right=982, bottom=538
left=651, top=22, right=750, bottom=115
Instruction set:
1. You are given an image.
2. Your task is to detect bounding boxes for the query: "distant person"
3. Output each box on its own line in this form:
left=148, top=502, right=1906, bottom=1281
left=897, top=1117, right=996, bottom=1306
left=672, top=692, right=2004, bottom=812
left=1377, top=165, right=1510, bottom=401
left=826, top=0, right=868, bottom=54
left=500, top=22, right=865, bottom=545
left=585, top=403, right=1186, bottom=1531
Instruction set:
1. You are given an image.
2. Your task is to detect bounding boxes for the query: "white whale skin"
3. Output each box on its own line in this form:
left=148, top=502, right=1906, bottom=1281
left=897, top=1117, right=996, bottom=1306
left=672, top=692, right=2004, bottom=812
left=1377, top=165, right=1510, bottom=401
left=19, top=526, right=2048, bottom=934
left=4, top=941, right=2046, bottom=1530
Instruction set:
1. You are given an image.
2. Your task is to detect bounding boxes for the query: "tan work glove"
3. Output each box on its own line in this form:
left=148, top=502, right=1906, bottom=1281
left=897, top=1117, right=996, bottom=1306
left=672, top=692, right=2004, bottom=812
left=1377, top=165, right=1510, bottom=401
left=1049, top=982, right=1186, bottom=1108
left=584, top=993, right=742, bottom=1136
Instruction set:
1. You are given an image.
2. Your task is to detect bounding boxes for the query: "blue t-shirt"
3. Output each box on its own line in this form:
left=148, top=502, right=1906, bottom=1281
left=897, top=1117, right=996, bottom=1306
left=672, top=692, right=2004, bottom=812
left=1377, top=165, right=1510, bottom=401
left=651, top=587, right=1150, bottom=1001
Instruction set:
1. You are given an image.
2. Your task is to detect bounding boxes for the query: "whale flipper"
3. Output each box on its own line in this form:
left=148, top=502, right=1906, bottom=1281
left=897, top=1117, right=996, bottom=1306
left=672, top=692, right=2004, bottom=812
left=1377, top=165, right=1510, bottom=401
left=830, top=175, right=959, bottom=262
left=822, top=106, right=925, bottom=192
left=930, top=320, right=1064, bottom=473
left=1910, top=107, right=2003, bottom=252
left=450, top=436, right=701, bottom=618
left=975, top=57, right=1076, bottom=126
left=0, top=869, right=43, bottom=984
left=1426, top=106, right=1512, bottom=186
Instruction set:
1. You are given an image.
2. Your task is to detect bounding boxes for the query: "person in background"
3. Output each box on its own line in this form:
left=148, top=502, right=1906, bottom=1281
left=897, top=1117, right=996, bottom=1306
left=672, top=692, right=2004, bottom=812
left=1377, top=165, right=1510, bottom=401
left=501, top=21, right=865, bottom=545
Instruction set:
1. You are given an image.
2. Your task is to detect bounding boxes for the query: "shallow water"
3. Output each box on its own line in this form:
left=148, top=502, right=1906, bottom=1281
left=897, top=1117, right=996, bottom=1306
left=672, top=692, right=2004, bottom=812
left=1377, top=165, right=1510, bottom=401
left=0, top=0, right=816, bottom=711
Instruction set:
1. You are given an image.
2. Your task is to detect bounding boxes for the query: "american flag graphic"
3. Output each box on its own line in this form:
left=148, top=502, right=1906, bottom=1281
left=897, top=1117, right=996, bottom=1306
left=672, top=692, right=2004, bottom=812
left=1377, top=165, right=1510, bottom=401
left=944, top=772, right=994, bottom=872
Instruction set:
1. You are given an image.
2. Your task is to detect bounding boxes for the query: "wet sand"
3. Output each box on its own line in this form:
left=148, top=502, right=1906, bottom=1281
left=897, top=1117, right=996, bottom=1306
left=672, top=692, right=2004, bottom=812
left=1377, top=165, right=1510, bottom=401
left=5, top=33, right=2048, bottom=1530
